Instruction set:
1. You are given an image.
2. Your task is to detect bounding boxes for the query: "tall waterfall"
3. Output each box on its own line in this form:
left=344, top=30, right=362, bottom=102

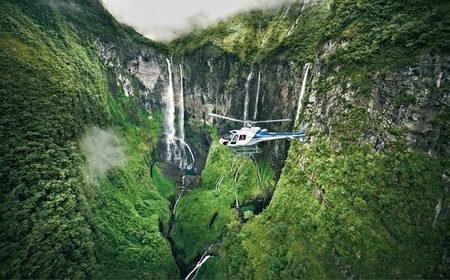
left=165, top=58, right=177, bottom=163
left=178, top=64, right=187, bottom=166
left=287, top=0, right=309, bottom=36
left=164, top=58, right=195, bottom=169
left=253, top=67, right=262, bottom=120
left=295, top=63, right=311, bottom=125
left=244, top=66, right=253, bottom=122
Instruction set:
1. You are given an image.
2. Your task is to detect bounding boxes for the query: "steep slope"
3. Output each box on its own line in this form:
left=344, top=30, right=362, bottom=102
left=165, top=0, right=449, bottom=278
left=0, top=0, right=178, bottom=278
left=1, top=0, right=449, bottom=278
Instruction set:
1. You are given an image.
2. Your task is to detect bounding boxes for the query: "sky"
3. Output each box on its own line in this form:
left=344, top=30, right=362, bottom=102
left=100, top=0, right=283, bottom=41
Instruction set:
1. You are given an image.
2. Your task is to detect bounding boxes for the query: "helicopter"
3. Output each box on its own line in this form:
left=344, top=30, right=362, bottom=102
left=209, top=113, right=308, bottom=148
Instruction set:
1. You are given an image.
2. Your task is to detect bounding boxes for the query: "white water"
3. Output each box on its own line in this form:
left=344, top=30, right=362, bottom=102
left=172, top=176, right=186, bottom=214
left=233, top=161, right=244, bottom=209
left=301, top=0, right=309, bottom=13
left=215, top=177, right=224, bottom=190
left=433, top=198, right=442, bottom=229
left=165, top=58, right=178, bottom=163
left=295, top=63, right=311, bottom=125
left=215, top=156, right=238, bottom=189
left=164, top=58, right=195, bottom=169
left=283, top=0, right=293, bottom=19
left=253, top=159, right=264, bottom=189
left=185, top=244, right=218, bottom=280
left=253, top=67, right=262, bottom=120
left=244, top=66, right=253, bottom=122
left=174, top=136, right=195, bottom=167
left=287, top=0, right=309, bottom=36
left=178, top=65, right=187, bottom=165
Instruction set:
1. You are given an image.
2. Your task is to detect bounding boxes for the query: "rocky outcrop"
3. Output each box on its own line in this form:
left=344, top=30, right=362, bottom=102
left=370, top=55, right=450, bottom=156
left=95, top=38, right=449, bottom=172
left=306, top=53, right=449, bottom=156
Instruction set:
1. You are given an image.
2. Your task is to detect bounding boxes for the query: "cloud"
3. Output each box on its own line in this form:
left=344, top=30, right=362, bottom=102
left=80, top=127, right=126, bottom=183
left=100, top=0, right=291, bottom=41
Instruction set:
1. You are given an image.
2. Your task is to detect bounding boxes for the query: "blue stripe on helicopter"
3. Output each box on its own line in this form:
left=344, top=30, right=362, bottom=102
left=253, top=131, right=305, bottom=139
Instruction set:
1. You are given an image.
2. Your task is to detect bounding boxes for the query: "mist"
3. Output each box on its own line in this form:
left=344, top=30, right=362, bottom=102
left=80, top=127, right=126, bottom=183
left=100, top=0, right=291, bottom=41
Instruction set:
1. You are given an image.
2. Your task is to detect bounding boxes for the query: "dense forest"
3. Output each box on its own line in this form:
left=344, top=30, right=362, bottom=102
left=0, top=0, right=178, bottom=278
left=1, top=0, right=449, bottom=279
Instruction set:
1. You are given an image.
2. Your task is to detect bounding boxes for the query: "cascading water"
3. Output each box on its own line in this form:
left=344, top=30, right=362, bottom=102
left=164, top=58, right=195, bottom=170
left=172, top=176, right=186, bottom=214
left=283, top=0, right=293, bottom=19
left=233, top=160, right=245, bottom=209
left=178, top=65, right=187, bottom=166
left=243, top=66, right=253, bottom=122
left=253, top=67, right=262, bottom=120
left=185, top=243, right=219, bottom=280
left=165, top=58, right=178, bottom=163
left=295, top=63, right=311, bottom=125
left=287, top=0, right=309, bottom=36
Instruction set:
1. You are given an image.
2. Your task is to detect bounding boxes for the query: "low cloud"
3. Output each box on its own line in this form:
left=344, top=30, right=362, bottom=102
left=80, top=127, right=126, bottom=183
left=100, top=0, right=291, bottom=41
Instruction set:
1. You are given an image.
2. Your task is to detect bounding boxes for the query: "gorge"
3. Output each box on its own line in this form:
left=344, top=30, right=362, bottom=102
left=0, top=0, right=449, bottom=279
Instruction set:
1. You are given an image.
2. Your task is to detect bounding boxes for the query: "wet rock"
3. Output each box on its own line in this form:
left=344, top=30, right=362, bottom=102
left=182, top=175, right=201, bottom=190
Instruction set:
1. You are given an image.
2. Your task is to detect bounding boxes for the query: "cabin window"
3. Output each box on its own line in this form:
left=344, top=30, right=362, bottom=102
left=231, top=134, right=238, bottom=144
left=239, top=135, right=246, bottom=141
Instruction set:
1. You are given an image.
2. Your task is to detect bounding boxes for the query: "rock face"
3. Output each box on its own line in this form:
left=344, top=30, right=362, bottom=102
left=95, top=39, right=449, bottom=174
left=370, top=55, right=450, bottom=156
left=95, top=42, right=306, bottom=173
left=306, top=53, right=449, bottom=157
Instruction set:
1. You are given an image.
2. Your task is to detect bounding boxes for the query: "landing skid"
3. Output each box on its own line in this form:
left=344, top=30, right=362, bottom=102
left=230, top=145, right=261, bottom=155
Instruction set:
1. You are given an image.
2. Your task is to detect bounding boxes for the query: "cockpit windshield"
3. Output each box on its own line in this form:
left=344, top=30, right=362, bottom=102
left=221, top=131, right=234, bottom=141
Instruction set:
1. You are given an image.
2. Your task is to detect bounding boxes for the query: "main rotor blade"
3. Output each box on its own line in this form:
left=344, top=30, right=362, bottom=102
left=253, top=119, right=291, bottom=124
left=208, top=113, right=245, bottom=123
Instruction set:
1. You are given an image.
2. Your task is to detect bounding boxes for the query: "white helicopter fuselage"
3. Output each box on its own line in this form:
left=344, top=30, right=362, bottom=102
left=219, top=125, right=307, bottom=147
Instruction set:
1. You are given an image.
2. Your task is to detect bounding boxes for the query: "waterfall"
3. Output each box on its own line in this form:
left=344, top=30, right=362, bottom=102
left=185, top=243, right=219, bottom=280
left=301, top=0, right=309, bottom=13
left=165, top=58, right=179, bottom=163
left=233, top=161, right=244, bottom=209
left=253, top=67, right=262, bottom=120
left=244, top=66, right=253, bottom=122
left=164, top=58, right=195, bottom=169
left=178, top=65, right=187, bottom=166
left=283, top=0, right=293, bottom=19
left=287, top=0, right=309, bottom=37
left=295, top=63, right=311, bottom=125
left=433, top=198, right=442, bottom=229
left=252, top=158, right=264, bottom=189
left=172, top=176, right=186, bottom=214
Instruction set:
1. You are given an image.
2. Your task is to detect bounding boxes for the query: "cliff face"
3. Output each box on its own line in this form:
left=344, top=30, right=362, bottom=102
left=2, top=0, right=449, bottom=278
left=155, top=1, right=449, bottom=278
left=370, top=54, right=449, bottom=155
left=0, top=1, right=179, bottom=278
left=306, top=52, right=450, bottom=156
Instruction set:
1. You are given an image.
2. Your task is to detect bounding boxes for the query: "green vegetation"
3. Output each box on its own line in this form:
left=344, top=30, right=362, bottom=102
left=170, top=127, right=277, bottom=274
left=232, top=138, right=448, bottom=278
left=168, top=0, right=449, bottom=278
left=0, top=0, right=177, bottom=278
left=323, top=0, right=450, bottom=92
left=1, top=0, right=448, bottom=278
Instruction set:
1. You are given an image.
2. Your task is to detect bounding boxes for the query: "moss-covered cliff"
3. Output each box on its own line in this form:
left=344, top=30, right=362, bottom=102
left=1, top=0, right=449, bottom=279
left=167, top=0, right=449, bottom=278
left=0, top=0, right=178, bottom=278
